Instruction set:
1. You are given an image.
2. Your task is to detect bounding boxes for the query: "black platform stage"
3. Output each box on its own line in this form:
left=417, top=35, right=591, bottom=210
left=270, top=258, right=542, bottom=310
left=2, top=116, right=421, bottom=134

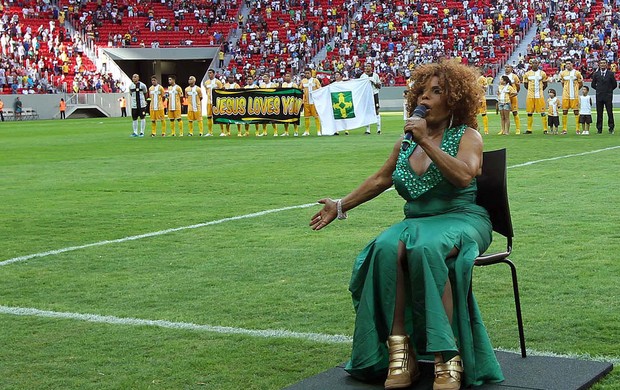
left=285, top=351, right=613, bottom=390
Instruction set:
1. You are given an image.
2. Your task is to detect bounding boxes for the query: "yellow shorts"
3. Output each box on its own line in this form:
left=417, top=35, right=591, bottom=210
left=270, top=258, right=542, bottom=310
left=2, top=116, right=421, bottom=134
left=168, top=109, right=182, bottom=120
left=562, top=98, right=579, bottom=110
left=150, top=109, right=165, bottom=120
left=304, top=103, right=319, bottom=117
left=525, top=97, right=546, bottom=113
left=187, top=110, right=202, bottom=121
left=478, top=99, right=487, bottom=114
left=510, top=96, right=519, bottom=111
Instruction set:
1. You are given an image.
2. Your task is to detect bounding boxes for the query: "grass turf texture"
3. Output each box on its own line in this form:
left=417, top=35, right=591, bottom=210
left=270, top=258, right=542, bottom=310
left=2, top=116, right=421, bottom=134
left=0, top=114, right=618, bottom=389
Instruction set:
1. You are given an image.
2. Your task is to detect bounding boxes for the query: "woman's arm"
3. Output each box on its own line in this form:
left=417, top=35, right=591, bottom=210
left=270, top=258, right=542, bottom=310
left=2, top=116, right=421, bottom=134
left=310, top=140, right=401, bottom=230
left=415, top=127, right=484, bottom=188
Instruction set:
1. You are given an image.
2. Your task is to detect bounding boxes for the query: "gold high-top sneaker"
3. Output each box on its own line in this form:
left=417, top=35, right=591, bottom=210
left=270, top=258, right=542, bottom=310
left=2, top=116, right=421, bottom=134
left=384, top=335, right=420, bottom=389
left=433, top=355, right=463, bottom=390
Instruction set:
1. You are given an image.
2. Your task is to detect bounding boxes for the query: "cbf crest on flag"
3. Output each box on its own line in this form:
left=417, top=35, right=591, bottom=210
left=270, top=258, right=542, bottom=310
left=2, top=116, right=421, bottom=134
left=312, top=78, right=377, bottom=135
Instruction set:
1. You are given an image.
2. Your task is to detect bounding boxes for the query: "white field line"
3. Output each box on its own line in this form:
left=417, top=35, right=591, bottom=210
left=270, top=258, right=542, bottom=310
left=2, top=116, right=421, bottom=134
left=1, top=145, right=618, bottom=268
left=0, top=305, right=351, bottom=344
left=507, top=145, right=620, bottom=168
left=0, top=304, right=617, bottom=365
left=495, top=347, right=620, bottom=366
left=0, top=203, right=316, bottom=267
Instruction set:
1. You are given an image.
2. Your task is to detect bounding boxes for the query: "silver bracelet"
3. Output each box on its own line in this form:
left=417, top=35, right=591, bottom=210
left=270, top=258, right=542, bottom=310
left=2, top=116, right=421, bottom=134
left=336, top=199, right=348, bottom=220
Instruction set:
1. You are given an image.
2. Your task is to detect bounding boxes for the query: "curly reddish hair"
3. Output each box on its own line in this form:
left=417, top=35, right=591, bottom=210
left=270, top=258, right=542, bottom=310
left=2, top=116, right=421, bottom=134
left=406, top=60, right=483, bottom=130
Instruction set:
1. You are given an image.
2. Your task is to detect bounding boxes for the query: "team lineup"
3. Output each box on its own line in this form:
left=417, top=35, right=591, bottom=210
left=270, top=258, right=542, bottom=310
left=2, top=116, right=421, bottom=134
left=128, top=68, right=329, bottom=138
left=127, top=59, right=617, bottom=140
left=126, top=63, right=386, bottom=138
left=479, top=58, right=617, bottom=136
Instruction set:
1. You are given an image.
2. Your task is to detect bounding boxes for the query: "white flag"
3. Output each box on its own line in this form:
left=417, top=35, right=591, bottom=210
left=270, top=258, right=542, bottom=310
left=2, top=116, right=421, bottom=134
left=311, top=78, right=377, bottom=135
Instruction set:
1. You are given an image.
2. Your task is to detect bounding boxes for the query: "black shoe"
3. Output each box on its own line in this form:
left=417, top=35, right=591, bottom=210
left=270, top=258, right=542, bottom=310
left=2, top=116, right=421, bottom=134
left=610, top=130, right=615, bottom=134
left=524, top=130, right=532, bottom=134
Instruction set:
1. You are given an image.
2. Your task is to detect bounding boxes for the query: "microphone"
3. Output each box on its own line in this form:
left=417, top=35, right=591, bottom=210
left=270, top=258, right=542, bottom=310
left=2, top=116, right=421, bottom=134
left=402, top=105, right=428, bottom=151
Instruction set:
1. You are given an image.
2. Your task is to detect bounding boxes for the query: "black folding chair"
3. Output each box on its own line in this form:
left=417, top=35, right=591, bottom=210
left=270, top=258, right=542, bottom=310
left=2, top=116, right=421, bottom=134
left=475, top=148, right=526, bottom=358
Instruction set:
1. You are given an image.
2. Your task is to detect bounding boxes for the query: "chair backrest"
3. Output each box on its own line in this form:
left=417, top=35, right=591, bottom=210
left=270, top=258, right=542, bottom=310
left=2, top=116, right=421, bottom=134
left=476, top=149, right=514, bottom=239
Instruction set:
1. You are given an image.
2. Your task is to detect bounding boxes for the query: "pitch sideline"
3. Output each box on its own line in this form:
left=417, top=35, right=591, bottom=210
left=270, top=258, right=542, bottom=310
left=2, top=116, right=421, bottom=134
left=0, top=304, right=618, bottom=365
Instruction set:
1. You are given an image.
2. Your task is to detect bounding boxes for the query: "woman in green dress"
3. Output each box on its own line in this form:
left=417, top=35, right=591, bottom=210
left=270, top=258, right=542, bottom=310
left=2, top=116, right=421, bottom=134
left=310, top=60, right=504, bottom=390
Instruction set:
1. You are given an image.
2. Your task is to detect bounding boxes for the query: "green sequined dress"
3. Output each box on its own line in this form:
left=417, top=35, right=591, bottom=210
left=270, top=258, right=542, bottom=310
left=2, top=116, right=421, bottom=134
left=344, top=125, right=504, bottom=387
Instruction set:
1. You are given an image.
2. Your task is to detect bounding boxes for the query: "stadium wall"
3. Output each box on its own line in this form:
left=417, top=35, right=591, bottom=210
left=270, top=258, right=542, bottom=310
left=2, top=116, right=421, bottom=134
left=1, top=93, right=124, bottom=120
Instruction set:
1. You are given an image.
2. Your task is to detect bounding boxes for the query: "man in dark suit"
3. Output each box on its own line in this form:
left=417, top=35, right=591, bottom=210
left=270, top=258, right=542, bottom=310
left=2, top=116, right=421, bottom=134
left=590, top=59, right=617, bottom=134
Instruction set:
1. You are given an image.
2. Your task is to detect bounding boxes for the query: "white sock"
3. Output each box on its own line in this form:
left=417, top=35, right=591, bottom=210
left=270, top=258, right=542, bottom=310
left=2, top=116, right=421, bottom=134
left=132, top=120, right=138, bottom=133
left=366, top=125, right=370, bottom=132
left=376, top=114, right=381, bottom=131
left=140, top=119, right=146, bottom=133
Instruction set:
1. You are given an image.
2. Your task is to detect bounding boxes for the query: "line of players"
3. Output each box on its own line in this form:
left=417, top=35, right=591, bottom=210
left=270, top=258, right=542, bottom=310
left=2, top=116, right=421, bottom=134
left=476, top=58, right=590, bottom=135
left=128, top=69, right=323, bottom=138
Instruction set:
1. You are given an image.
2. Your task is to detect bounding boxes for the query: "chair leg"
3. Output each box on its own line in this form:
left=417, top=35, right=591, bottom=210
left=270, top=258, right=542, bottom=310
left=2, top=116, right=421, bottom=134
left=501, top=258, right=527, bottom=358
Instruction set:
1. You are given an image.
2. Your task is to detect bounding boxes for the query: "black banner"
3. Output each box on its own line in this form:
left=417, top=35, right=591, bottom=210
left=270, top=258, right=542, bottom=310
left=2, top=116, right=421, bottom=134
left=212, top=88, right=304, bottom=125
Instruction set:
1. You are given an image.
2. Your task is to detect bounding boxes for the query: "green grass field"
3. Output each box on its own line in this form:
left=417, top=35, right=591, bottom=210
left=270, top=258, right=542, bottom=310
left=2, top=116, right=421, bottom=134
left=1, top=113, right=618, bottom=389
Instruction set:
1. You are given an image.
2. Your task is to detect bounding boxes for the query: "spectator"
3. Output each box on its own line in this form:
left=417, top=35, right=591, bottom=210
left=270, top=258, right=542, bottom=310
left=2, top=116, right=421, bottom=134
left=218, top=50, right=225, bottom=68
left=14, top=97, right=22, bottom=120
left=119, top=96, right=127, bottom=117
left=59, top=98, right=66, bottom=119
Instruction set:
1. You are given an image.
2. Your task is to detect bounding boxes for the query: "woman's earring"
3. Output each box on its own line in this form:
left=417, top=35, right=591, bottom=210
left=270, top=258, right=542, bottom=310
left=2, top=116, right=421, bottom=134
left=448, top=113, right=454, bottom=129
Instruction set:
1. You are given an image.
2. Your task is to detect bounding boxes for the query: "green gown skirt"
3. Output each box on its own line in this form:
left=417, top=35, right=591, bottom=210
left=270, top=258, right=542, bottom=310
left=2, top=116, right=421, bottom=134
left=344, top=206, right=504, bottom=387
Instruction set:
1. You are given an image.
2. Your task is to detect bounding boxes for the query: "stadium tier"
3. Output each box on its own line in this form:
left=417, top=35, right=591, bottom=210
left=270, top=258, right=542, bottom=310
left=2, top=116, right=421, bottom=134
left=2, top=0, right=619, bottom=95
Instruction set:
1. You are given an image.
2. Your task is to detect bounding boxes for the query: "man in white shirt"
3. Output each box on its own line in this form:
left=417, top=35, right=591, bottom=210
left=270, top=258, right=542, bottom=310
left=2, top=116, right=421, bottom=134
left=359, top=63, right=381, bottom=134
left=128, top=73, right=148, bottom=137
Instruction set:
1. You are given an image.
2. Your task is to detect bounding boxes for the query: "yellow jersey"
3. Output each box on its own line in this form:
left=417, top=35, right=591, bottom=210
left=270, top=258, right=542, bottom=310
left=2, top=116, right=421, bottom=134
left=523, top=69, right=548, bottom=99
left=559, top=69, right=583, bottom=100
left=300, top=77, right=321, bottom=104
left=224, top=82, right=241, bottom=90
left=505, top=72, right=521, bottom=92
left=167, top=84, right=183, bottom=111
left=148, top=84, right=165, bottom=111
left=477, top=75, right=488, bottom=94
left=203, top=77, right=223, bottom=104
left=185, top=85, right=203, bottom=112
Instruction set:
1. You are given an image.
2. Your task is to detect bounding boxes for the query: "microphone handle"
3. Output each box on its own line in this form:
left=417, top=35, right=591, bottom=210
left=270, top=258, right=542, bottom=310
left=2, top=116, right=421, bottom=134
left=401, top=132, right=413, bottom=151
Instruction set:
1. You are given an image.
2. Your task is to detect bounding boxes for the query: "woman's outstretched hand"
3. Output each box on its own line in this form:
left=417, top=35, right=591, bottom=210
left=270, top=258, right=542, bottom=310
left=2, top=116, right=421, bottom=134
left=310, top=198, right=338, bottom=230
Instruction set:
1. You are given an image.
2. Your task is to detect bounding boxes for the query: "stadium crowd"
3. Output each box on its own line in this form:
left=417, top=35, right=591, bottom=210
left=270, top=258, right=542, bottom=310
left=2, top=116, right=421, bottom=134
left=226, top=0, right=542, bottom=87
left=522, top=0, right=620, bottom=80
left=61, top=0, right=239, bottom=47
left=2, top=0, right=620, bottom=96
left=0, top=1, right=124, bottom=94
